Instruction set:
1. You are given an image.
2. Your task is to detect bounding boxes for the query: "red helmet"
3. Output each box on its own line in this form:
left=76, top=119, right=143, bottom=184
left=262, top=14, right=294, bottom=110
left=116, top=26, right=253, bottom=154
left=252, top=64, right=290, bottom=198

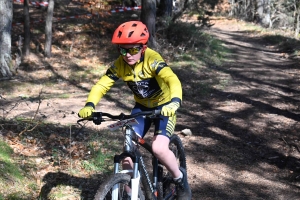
left=112, top=21, right=149, bottom=44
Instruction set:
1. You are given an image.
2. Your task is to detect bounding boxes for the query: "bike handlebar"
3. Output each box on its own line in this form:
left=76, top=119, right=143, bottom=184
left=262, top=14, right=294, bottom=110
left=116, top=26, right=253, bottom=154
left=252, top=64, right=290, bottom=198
left=77, top=110, right=161, bottom=125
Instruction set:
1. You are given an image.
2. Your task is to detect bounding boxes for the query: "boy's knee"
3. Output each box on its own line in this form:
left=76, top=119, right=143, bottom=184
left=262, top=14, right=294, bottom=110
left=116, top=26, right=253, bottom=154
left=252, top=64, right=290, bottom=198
left=152, top=144, right=168, bottom=156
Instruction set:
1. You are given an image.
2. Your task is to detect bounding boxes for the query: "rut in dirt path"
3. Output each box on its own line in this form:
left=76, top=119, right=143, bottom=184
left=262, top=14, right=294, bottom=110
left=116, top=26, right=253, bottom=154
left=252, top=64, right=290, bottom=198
left=181, top=21, right=300, bottom=200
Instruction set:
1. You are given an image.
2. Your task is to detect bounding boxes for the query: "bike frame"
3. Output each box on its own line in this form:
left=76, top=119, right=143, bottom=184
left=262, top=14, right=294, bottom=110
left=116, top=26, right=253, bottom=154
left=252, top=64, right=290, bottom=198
left=111, top=123, right=163, bottom=200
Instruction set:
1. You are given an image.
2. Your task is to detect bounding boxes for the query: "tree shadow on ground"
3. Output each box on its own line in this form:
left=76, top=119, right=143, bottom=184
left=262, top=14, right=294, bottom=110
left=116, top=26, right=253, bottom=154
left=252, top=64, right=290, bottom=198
left=40, top=171, right=104, bottom=199
left=171, top=26, right=300, bottom=198
left=4, top=3, right=300, bottom=199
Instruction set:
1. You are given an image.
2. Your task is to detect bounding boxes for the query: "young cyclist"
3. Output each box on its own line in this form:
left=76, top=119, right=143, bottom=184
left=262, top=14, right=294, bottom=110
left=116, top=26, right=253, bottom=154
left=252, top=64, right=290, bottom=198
left=78, top=21, right=191, bottom=199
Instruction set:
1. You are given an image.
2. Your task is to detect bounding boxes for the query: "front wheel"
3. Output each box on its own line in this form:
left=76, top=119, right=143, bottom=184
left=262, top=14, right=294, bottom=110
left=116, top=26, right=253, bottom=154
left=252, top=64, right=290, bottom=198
left=94, top=173, right=145, bottom=200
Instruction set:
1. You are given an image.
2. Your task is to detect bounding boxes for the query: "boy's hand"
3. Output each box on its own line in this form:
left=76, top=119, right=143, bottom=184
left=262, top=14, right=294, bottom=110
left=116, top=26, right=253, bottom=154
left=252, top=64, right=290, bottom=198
left=78, top=106, right=94, bottom=118
left=161, top=102, right=180, bottom=117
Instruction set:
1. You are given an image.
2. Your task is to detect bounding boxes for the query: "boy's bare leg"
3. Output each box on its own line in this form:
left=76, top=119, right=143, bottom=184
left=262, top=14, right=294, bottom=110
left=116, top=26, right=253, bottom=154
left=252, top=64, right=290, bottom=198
left=152, top=135, right=181, bottom=178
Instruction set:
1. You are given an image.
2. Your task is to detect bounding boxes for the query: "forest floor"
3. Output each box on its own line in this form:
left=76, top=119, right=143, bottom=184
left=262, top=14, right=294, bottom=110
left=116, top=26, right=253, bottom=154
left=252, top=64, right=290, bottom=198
left=1, top=2, right=300, bottom=200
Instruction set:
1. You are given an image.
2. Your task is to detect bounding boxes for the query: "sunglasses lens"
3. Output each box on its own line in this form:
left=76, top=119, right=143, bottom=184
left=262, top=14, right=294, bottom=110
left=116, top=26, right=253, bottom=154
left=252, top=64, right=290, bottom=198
left=118, top=46, right=141, bottom=56
left=119, top=47, right=127, bottom=56
left=128, top=47, right=140, bottom=55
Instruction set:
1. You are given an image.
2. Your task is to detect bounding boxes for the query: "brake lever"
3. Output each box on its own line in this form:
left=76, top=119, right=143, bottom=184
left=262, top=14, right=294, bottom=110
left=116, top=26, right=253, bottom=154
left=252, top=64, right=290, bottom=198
left=92, top=112, right=103, bottom=125
left=147, top=109, right=162, bottom=119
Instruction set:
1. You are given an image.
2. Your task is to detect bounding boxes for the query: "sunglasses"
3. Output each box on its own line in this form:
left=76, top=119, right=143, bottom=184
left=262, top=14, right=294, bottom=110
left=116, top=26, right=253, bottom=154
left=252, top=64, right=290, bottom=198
left=118, top=46, right=142, bottom=56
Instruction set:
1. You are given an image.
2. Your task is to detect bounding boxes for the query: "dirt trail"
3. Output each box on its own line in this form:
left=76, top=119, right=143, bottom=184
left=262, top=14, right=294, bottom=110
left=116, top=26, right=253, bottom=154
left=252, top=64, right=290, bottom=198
left=182, top=19, right=300, bottom=200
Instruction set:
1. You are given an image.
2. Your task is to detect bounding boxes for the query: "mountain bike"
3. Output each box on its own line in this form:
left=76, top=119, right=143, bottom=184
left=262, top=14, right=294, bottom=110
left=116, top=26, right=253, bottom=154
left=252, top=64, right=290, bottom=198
left=77, top=110, right=187, bottom=200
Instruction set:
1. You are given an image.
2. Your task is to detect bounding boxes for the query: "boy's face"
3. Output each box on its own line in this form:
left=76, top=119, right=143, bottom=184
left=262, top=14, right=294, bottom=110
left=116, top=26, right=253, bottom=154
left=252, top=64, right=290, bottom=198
left=118, top=44, right=143, bottom=66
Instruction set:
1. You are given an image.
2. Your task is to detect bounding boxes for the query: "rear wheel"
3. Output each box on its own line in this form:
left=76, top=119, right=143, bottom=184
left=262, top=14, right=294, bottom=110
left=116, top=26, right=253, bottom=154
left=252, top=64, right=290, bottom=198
left=169, top=134, right=186, bottom=169
left=94, top=173, right=145, bottom=200
left=159, top=134, right=187, bottom=200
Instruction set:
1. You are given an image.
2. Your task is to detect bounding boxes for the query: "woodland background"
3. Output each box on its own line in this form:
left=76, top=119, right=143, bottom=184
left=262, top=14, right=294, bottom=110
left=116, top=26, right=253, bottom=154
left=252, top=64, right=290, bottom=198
left=1, top=0, right=300, bottom=77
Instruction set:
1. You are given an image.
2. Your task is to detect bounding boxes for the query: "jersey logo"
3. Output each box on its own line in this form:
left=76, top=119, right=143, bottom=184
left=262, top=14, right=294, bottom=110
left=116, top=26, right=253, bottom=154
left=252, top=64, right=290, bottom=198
left=127, top=79, right=161, bottom=99
left=134, top=84, right=151, bottom=98
left=150, top=59, right=159, bottom=69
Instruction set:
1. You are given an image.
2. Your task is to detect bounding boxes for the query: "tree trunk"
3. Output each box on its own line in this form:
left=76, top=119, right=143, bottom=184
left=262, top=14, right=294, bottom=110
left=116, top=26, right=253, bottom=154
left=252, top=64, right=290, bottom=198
left=157, top=0, right=173, bottom=17
left=23, top=0, right=31, bottom=58
left=0, top=0, right=13, bottom=78
left=171, top=0, right=189, bottom=22
left=256, top=0, right=270, bottom=27
left=264, top=0, right=271, bottom=28
left=295, top=10, right=300, bottom=38
left=141, top=0, right=157, bottom=49
left=229, top=0, right=235, bottom=17
left=44, top=0, right=54, bottom=58
left=294, top=1, right=300, bottom=38
left=256, top=0, right=264, bottom=24
left=244, top=0, right=255, bottom=21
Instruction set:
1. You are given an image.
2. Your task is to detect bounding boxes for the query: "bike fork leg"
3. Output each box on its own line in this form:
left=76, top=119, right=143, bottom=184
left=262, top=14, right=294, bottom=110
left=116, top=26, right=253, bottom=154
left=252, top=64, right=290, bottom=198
left=131, top=176, right=140, bottom=200
left=112, top=184, right=120, bottom=200
left=112, top=162, right=120, bottom=199
left=131, top=162, right=140, bottom=200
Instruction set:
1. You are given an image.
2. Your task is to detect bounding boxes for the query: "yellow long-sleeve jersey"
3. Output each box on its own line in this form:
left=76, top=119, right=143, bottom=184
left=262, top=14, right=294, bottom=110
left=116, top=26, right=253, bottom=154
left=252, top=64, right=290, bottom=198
left=86, top=47, right=182, bottom=108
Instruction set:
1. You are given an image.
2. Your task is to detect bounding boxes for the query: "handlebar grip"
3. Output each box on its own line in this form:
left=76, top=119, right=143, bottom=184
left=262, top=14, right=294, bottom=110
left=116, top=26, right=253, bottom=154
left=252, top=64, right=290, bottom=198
left=153, top=109, right=161, bottom=115
left=92, top=112, right=102, bottom=125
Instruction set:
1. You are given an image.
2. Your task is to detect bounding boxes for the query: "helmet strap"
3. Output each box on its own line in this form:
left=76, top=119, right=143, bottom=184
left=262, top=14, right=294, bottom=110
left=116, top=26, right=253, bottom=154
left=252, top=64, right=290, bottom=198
left=142, top=45, right=147, bottom=54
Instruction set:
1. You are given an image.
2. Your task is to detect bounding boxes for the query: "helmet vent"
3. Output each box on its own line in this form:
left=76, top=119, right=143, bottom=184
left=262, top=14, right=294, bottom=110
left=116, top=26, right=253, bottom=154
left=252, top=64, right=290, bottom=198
left=117, top=31, right=122, bottom=38
left=128, top=31, right=134, bottom=37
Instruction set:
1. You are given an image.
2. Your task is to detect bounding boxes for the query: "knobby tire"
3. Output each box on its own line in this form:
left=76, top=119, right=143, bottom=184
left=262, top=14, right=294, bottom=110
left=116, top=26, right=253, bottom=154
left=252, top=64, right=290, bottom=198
left=159, top=134, right=187, bottom=200
left=169, top=134, right=187, bottom=169
left=94, top=173, right=145, bottom=200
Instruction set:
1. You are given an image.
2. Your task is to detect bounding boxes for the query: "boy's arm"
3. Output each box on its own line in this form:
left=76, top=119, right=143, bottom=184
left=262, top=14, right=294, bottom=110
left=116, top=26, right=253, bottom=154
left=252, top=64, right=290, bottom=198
left=158, top=66, right=182, bottom=104
left=86, top=75, right=116, bottom=107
